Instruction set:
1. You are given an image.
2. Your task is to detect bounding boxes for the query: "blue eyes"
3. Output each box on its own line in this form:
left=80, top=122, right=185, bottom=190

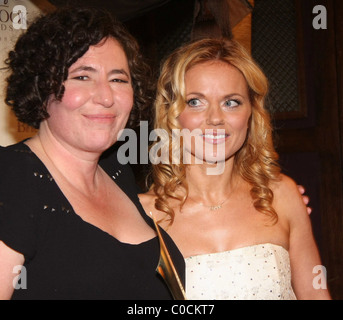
left=186, top=98, right=241, bottom=109
left=187, top=98, right=201, bottom=107
left=224, top=99, right=240, bottom=108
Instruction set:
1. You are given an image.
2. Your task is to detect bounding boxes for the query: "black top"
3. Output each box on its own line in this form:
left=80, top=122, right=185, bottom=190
left=0, top=141, right=185, bottom=300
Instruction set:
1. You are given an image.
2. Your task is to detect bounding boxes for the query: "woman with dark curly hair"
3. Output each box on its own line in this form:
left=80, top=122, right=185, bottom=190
left=139, top=38, right=330, bottom=300
left=0, top=7, right=184, bottom=299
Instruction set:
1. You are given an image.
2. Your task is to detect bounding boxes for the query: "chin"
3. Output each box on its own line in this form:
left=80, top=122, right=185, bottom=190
left=202, top=150, right=230, bottom=163
left=82, top=136, right=115, bottom=153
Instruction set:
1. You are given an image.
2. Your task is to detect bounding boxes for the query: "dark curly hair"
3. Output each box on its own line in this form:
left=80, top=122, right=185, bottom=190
left=4, top=6, right=153, bottom=129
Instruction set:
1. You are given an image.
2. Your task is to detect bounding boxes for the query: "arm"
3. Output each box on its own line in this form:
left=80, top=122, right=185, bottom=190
left=275, top=176, right=331, bottom=299
left=0, top=241, right=24, bottom=299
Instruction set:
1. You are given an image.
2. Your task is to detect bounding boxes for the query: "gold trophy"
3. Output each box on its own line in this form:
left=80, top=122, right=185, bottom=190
left=151, top=212, right=187, bottom=300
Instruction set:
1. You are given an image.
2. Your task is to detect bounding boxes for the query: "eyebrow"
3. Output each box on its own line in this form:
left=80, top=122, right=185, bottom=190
left=69, top=66, right=130, bottom=78
left=186, top=92, right=246, bottom=99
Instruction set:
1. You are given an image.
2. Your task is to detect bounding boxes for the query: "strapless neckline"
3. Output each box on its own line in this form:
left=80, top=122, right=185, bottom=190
left=185, top=243, right=296, bottom=300
left=185, top=243, right=287, bottom=260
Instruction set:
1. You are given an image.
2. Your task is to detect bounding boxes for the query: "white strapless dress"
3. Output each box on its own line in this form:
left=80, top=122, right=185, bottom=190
left=185, top=243, right=296, bottom=300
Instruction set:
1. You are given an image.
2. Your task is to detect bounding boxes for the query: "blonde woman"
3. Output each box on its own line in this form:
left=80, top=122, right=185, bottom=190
left=139, top=38, right=330, bottom=300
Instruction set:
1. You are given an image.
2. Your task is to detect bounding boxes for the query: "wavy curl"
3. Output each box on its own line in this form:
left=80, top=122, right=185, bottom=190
left=4, top=6, right=153, bottom=129
left=150, top=38, right=280, bottom=224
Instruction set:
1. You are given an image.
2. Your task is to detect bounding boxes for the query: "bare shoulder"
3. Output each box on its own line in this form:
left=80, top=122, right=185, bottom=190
left=271, top=173, right=300, bottom=197
left=271, top=173, right=308, bottom=223
left=138, top=191, right=171, bottom=224
left=138, top=190, right=156, bottom=212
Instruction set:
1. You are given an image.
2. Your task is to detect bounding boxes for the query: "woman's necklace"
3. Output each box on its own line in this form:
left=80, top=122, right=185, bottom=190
left=187, top=195, right=231, bottom=211
left=186, top=178, right=239, bottom=212
left=200, top=197, right=229, bottom=211
left=184, top=177, right=239, bottom=212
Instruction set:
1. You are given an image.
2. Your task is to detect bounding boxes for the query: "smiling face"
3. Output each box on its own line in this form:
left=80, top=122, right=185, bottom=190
left=43, top=37, right=134, bottom=154
left=177, top=60, right=252, bottom=164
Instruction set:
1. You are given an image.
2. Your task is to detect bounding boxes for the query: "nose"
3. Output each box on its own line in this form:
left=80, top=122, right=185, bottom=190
left=206, top=106, right=225, bottom=126
left=93, top=80, right=114, bottom=108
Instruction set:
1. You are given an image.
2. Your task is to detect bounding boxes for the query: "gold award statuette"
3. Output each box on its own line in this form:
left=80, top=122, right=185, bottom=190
left=151, top=212, right=187, bottom=300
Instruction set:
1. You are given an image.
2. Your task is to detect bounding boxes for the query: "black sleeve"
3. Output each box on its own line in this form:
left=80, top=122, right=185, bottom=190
left=0, top=146, right=40, bottom=260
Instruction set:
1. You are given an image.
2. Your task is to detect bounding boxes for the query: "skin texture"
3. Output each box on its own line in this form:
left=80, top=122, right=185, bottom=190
left=43, top=38, right=134, bottom=157
left=0, top=38, right=155, bottom=299
left=178, top=61, right=251, bottom=164
left=139, top=61, right=331, bottom=299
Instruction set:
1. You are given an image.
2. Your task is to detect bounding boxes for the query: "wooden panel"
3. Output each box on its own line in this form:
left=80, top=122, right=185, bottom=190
left=232, top=0, right=254, bottom=52
left=278, top=0, right=343, bottom=299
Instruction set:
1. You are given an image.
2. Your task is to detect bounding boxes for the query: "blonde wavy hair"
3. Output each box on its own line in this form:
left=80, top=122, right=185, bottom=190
left=150, top=38, right=280, bottom=224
